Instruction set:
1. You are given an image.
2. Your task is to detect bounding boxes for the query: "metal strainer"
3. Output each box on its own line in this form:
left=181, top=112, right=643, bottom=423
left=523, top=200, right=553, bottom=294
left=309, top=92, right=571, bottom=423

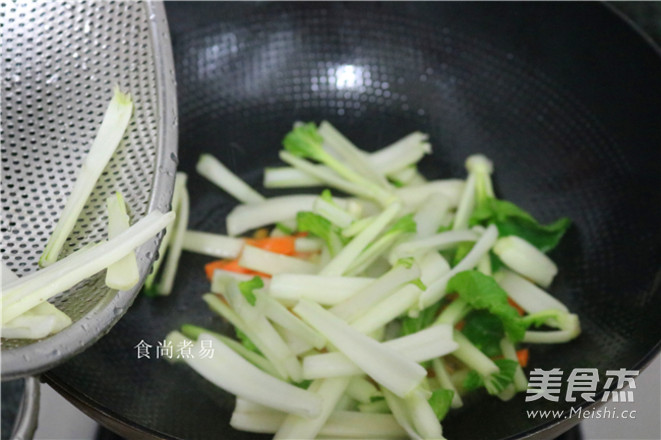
left=1, top=1, right=177, bottom=379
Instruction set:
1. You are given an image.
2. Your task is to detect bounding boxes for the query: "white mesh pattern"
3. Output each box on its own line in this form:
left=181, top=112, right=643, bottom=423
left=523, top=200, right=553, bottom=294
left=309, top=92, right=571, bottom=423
left=1, top=1, right=160, bottom=350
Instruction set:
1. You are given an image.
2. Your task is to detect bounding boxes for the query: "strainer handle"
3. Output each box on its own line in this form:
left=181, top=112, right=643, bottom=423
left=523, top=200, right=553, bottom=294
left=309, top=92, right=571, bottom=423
left=11, top=376, right=40, bottom=440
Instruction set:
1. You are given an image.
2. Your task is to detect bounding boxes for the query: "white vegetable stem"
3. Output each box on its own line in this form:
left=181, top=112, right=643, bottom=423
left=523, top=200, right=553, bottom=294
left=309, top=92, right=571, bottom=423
left=452, top=331, right=499, bottom=377
left=210, top=269, right=255, bottom=287
left=182, top=230, right=244, bottom=259
left=232, top=407, right=407, bottom=438
left=313, top=196, right=355, bottom=228
left=330, top=262, right=421, bottom=322
left=2, top=210, right=174, bottom=323
left=419, top=224, right=498, bottom=309
left=382, top=388, right=423, bottom=440
left=40, top=86, right=133, bottom=267
left=294, top=299, right=426, bottom=397
left=185, top=332, right=322, bottom=418
left=221, top=277, right=302, bottom=381
left=350, top=285, right=421, bottom=334
left=186, top=327, right=281, bottom=378
left=104, top=192, right=139, bottom=290
left=346, top=376, right=382, bottom=403
left=263, top=131, right=429, bottom=189
left=239, top=245, right=317, bottom=275
left=321, top=202, right=401, bottom=276
left=202, top=294, right=288, bottom=380
left=144, top=172, right=187, bottom=290
left=318, top=121, right=390, bottom=188
left=389, top=229, right=478, bottom=264
left=294, top=237, right=323, bottom=253
left=226, top=195, right=346, bottom=236
left=413, top=193, right=450, bottom=238
left=452, top=173, right=476, bottom=230
left=500, top=337, right=528, bottom=392
left=1, top=264, right=72, bottom=339
left=302, top=324, right=456, bottom=379
left=156, top=175, right=189, bottom=296
left=280, top=151, right=381, bottom=202
left=264, top=166, right=321, bottom=188
left=405, top=387, right=444, bottom=440
left=274, top=377, right=351, bottom=440
left=196, top=153, right=264, bottom=204
left=493, top=236, right=558, bottom=287
left=523, top=313, right=581, bottom=343
left=369, top=132, right=430, bottom=176
left=395, top=179, right=465, bottom=210
left=269, top=274, right=373, bottom=306
left=254, top=289, right=326, bottom=349
left=432, top=358, right=463, bottom=408
left=495, top=269, right=568, bottom=313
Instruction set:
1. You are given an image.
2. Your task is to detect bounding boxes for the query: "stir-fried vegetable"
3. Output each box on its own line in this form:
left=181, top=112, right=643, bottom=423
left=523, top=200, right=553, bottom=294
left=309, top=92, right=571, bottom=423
left=157, top=121, right=580, bottom=439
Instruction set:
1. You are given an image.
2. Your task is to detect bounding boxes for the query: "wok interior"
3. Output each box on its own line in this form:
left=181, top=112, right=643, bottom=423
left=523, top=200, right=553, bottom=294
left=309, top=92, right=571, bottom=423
left=45, top=3, right=661, bottom=439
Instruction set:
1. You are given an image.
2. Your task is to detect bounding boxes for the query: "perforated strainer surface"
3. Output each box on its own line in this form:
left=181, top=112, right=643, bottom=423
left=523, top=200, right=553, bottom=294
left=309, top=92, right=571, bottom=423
left=1, top=1, right=177, bottom=379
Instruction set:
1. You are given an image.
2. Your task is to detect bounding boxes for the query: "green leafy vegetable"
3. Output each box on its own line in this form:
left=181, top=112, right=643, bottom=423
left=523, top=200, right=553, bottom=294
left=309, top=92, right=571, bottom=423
left=452, top=242, right=474, bottom=267
left=428, top=389, right=454, bottom=421
left=283, top=122, right=327, bottom=162
left=275, top=222, right=294, bottom=235
left=401, top=301, right=442, bottom=336
left=294, top=379, right=313, bottom=389
left=463, top=370, right=484, bottom=391
left=490, top=251, right=505, bottom=272
left=235, top=328, right=261, bottom=354
left=485, top=359, right=519, bottom=395
left=470, top=199, right=570, bottom=252
left=521, top=309, right=577, bottom=331
left=409, top=278, right=427, bottom=291
left=297, top=211, right=344, bottom=255
left=396, top=257, right=415, bottom=270
left=463, top=359, right=518, bottom=395
left=446, top=270, right=525, bottom=341
left=461, top=310, right=504, bottom=358
left=387, top=214, right=417, bottom=235
left=320, top=189, right=334, bottom=203
left=283, top=123, right=394, bottom=206
left=238, top=276, right=264, bottom=306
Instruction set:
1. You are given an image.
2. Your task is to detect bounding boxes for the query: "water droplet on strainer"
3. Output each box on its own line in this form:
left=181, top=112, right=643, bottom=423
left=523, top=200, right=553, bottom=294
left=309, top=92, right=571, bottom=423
left=46, top=74, right=60, bottom=85
left=50, top=348, right=61, bottom=357
left=22, top=354, right=31, bottom=362
left=169, top=152, right=179, bottom=165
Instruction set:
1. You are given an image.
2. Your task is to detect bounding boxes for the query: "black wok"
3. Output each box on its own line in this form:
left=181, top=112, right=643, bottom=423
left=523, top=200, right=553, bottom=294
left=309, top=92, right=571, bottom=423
left=45, top=2, right=661, bottom=439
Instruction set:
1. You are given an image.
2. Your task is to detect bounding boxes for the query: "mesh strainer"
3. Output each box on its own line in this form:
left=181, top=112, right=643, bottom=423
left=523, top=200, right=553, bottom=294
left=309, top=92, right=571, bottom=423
left=1, top=1, right=177, bottom=379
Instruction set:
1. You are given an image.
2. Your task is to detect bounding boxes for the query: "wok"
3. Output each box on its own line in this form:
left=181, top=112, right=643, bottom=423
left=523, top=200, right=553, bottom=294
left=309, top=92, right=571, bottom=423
left=44, top=2, right=661, bottom=439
